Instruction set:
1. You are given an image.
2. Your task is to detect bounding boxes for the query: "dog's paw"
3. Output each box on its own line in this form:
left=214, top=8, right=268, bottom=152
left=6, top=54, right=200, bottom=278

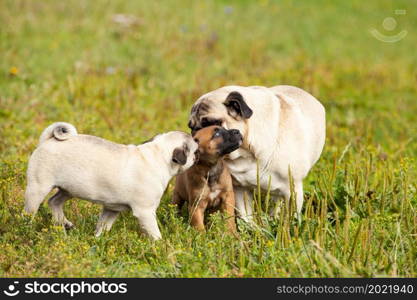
left=64, top=221, right=75, bottom=230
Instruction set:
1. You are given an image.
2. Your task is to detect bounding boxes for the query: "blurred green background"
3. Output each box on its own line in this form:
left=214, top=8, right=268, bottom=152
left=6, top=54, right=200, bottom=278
left=0, top=0, right=416, bottom=277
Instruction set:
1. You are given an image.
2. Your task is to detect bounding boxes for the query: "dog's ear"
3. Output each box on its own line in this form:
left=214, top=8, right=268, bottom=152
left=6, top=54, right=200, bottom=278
left=187, top=120, right=194, bottom=130
left=191, top=127, right=201, bottom=136
left=172, top=147, right=187, bottom=165
left=224, top=91, right=253, bottom=119
left=188, top=120, right=200, bottom=136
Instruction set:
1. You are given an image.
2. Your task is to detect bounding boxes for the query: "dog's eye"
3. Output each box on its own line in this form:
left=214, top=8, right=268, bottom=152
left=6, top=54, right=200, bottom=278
left=201, top=118, right=210, bottom=127
left=213, top=131, right=220, bottom=138
left=201, top=118, right=223, bottom=129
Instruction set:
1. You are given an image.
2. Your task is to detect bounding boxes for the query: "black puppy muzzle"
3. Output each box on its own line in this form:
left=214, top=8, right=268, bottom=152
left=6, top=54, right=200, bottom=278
left=218, top=129, right=243, bottom=155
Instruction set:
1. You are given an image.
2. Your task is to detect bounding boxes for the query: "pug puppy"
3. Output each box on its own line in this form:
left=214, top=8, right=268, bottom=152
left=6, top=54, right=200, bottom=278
left=172, top=126, right=242, bottom=232
left=24, top=122, right=198, bottom=240
left=188, top=85, right=326, bottom=220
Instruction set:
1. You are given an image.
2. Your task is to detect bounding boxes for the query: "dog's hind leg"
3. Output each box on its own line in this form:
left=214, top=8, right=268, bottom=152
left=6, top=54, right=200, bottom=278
left=24, top=182, right=53, bottom=215
left=95, top=208, right=119, bottom=237
left=48, top=189, right=74, bottom=229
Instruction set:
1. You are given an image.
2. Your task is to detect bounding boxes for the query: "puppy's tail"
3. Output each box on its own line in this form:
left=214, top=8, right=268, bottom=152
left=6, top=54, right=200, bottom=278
left=38, top=122, right=77, bottom=145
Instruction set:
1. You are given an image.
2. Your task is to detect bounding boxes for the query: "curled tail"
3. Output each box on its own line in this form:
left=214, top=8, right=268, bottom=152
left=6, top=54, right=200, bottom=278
left=38, top=122, right=77, bottom=145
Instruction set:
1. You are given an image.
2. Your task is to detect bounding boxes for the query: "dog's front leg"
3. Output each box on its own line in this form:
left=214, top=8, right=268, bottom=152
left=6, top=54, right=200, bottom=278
left=270, top=180, right=304, bottom=220
left=131, top=206, right=162, bottom=240
left=188, top=203, right=206, bottom=232
left=172, top=191, right=185, bottom=212
left=294, top=181, right=304, bottom=216
left=234, top=186, right=253, bottom=222
left=220, top=191, right=236, bottom=233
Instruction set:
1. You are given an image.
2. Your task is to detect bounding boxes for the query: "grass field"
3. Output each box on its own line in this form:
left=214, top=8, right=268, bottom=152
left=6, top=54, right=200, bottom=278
left=1, top=0, right=416, bottom=277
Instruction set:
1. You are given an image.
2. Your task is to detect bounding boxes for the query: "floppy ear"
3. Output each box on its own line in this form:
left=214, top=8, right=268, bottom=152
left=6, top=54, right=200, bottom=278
left=188, top=120, right=200, bottom=136
left=224, top=91, right=253, bottom=119
left=172, top=147, right=187, bottom=165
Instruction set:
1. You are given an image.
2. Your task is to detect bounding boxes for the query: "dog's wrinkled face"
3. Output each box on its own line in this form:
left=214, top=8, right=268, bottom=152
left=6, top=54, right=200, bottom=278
left=188, top=91, right=253, bottom=143
left=193, top=125, right=243, bottom=165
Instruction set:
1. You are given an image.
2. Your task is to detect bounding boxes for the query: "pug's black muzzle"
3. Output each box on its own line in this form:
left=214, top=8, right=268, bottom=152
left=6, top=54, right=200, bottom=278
left=218, top=128, right=243, bottom=155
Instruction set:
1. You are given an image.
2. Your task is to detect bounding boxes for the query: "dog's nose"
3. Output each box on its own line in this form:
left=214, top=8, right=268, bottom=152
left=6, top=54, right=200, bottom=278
left=230, top=129, right=240, bottom=136
left=230, top=129, right=242, bottom=140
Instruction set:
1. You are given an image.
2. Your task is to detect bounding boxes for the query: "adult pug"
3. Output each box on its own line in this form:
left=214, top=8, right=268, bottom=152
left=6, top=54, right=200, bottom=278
left=188, top=85, right=325, bottom=220
left=25, top=122, right=198, bottom=240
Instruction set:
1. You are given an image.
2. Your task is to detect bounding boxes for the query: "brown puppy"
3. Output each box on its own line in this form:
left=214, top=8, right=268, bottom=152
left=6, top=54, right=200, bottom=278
left=173, top=126, right=242, bottom=232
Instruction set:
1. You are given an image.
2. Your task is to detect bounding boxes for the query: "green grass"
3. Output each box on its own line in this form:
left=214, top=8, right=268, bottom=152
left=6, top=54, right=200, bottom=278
left=0, top=0, right=416, bottom=277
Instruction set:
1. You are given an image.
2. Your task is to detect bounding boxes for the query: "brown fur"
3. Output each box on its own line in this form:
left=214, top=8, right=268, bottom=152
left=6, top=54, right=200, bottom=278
left=173, top=126, right=236, bottom=233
